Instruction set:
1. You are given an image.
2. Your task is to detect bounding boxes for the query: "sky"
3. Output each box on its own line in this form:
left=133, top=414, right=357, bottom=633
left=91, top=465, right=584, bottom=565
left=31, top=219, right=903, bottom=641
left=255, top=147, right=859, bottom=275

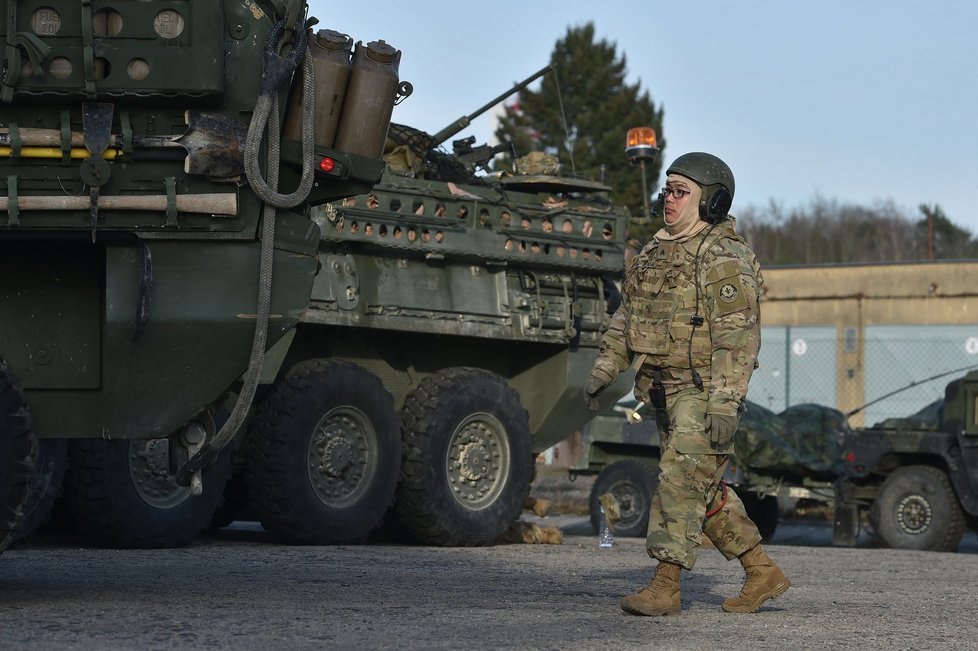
left=308, top=1, right=978, bottom=235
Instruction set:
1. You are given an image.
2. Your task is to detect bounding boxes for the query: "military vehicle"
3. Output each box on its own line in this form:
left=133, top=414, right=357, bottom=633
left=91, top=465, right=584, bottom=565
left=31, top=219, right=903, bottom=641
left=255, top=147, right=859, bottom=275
left=0, top=0, right=399, bottom=555
left=4, top=42, right=635, bottom=550
left=834, top=371, right=978, bottom=552
left=215, top=67, right=636, bottom=547
left=573, top=397, right=845, bottom=540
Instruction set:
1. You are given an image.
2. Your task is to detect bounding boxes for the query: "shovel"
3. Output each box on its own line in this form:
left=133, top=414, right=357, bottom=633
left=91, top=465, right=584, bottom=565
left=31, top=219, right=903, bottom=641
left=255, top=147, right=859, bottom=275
left=0, top=110, right=248, bottom=178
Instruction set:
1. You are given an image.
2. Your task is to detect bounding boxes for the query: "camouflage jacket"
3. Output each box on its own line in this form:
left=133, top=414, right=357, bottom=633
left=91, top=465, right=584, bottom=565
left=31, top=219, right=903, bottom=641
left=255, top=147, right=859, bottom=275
left=594, top=219, right=762, bottom=416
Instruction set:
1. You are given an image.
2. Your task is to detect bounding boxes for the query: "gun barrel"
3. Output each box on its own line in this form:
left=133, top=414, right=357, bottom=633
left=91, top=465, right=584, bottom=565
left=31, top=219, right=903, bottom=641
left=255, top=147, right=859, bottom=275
left=429, top=65, right=553, bottom=147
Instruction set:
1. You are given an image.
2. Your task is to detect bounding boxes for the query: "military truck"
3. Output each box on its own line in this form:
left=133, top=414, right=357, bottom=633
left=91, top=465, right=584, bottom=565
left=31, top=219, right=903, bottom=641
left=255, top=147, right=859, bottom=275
left=573, top=397, right=845, bottom=540
left=833, top=371, right=978, bottom=552
left=0, top=0, right=398, bottom=555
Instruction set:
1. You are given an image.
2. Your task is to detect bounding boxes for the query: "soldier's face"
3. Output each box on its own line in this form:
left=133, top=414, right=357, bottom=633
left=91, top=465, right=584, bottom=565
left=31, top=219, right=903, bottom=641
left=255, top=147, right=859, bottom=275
left=663, top=180, right=693, bottom=225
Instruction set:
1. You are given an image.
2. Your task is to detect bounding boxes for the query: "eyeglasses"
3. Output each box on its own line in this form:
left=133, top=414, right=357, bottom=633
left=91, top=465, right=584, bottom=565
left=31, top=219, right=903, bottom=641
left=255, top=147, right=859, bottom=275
left=662, top=187, right=691, bottom=200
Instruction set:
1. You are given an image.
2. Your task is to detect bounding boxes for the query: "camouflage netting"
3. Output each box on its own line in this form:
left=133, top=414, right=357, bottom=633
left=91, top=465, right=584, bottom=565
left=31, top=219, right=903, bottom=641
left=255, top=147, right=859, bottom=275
left=594, top=398, right=849, bottom=479
left=870, top=398, right=942, bottom=430
left=735, top=402, right=847, bottom=479
left=384, top=123, right=483, bottom=184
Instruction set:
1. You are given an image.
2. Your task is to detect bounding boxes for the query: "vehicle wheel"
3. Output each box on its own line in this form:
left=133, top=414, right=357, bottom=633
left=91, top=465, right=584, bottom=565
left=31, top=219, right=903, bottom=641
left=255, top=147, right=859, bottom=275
left=739, top=490, right=779, bottom=541
left=63, top=436, right=233, bottom=548
left=12, top=438, right=69, bottom=545
left=588, top=460, right=659, bottom=538
left=0, top=356, right=36, bottom=556
left=870, top=465, right=965, bottom=552
left=243, top=359, right=401, bottom=544
left=396, top=367, right=534, bottom=546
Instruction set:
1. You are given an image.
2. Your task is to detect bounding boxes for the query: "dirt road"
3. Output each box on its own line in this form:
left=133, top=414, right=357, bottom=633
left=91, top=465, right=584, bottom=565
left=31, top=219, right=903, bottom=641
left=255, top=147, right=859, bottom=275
left=2, top=520, right=975, bottom=650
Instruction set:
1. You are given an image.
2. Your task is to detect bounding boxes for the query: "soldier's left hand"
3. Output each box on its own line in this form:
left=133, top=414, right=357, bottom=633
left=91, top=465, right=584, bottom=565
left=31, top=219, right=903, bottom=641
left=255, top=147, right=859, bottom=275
left=706, top=413, right=739, bottom=448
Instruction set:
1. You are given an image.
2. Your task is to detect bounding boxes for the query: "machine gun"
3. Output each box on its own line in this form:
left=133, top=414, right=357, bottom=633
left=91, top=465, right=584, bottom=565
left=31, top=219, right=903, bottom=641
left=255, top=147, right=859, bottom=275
left=428, top=65, right=552, bottom=149
left=451, top=135, right=516, bottom=172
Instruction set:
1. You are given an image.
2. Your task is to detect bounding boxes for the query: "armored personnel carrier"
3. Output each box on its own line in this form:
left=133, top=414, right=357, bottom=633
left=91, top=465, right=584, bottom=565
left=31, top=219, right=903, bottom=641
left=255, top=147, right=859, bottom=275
left=2, top=27, right=634, bottom=550
left=223, top=70, right=637, bottom=546
left=0, top=0, right=399, bottom=555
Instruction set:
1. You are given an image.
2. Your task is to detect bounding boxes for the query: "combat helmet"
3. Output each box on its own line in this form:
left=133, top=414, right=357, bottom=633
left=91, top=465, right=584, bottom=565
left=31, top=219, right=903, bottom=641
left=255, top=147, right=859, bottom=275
left=666, top=152, right=734, bottom=223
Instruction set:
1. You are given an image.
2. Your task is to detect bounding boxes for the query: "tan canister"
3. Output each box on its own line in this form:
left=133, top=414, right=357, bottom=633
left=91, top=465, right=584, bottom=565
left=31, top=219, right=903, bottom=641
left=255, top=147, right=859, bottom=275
left=283, top=28, right=353, bottom=148
left=332, top=39, right=400, bottom=158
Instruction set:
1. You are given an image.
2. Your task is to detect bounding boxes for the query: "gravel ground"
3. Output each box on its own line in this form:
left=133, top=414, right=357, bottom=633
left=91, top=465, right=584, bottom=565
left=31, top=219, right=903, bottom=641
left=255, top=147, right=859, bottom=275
left=1, top=518, right=976, bottom=650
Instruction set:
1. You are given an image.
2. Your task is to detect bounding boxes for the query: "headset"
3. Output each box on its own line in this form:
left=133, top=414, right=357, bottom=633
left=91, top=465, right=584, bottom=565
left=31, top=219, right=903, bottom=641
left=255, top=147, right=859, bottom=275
left=700, top=185, right=732, bottom=224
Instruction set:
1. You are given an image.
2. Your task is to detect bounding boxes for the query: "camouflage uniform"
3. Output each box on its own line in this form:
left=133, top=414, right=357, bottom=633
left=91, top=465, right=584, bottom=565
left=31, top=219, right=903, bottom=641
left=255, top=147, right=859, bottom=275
left=591, top=218, right=763, bottom=569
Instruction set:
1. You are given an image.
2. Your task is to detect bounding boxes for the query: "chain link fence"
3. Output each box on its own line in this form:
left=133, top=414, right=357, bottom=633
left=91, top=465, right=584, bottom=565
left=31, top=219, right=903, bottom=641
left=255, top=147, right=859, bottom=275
left=749, top=325, right=978, bottom=426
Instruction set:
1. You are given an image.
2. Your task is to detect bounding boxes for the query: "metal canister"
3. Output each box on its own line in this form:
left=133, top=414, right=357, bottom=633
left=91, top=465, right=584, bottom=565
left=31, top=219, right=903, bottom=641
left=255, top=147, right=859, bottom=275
left=283, top=29, right=353, bottom=148
left=333, top=39, right=400, bottom=159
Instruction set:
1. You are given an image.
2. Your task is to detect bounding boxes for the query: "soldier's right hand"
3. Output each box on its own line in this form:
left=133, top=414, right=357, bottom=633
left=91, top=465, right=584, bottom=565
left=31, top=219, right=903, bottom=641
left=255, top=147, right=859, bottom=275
left=584, top=367, right=615, bottom=411
left=583, top=388, right=602, bottom=411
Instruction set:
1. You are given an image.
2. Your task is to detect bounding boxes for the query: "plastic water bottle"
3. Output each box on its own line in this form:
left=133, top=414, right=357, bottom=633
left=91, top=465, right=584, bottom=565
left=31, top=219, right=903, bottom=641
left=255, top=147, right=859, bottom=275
left=598, top=505, right=614, bottom=548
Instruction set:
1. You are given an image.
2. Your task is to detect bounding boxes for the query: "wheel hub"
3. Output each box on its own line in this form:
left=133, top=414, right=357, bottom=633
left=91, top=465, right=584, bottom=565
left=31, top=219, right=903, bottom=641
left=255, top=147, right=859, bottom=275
left=896, top=494, right=932, bottom=534
left=321, top=435, right=356, bottom=477
left=129, top=439, right=191, bottom=509
left=446, top=414, right=511, bottom=511
left=308, top=408, right=377, bottom=508
left=458, top=442, right=490, bottom=481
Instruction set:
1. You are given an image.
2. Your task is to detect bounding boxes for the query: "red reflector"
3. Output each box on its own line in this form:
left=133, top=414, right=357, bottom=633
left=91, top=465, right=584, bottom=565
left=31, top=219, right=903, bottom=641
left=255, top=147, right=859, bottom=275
left=319, top=157, right=335, bottom=173
left=846, top=452, right=856, bottom=463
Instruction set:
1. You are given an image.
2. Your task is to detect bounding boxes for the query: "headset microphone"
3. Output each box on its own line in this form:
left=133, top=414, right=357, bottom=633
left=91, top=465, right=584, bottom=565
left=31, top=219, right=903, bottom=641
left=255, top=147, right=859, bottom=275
left=651, top=191, right=665, bottom=218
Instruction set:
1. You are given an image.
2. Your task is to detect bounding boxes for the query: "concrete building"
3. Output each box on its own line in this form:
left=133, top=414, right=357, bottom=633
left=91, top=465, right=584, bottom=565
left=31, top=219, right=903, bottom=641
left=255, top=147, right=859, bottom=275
left=756, top=260, right=978, bottom=426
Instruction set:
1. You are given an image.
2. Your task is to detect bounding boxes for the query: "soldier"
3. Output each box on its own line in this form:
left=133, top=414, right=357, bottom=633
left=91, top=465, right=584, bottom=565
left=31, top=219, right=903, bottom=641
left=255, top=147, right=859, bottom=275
left=584, top=152, right=789, bottom=616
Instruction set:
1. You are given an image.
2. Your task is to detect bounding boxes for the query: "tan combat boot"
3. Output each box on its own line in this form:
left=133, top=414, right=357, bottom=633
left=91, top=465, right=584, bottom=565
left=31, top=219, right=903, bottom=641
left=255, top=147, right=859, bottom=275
left=721, top=544, right=790, bottom=613
left=620, top=562, right=682, bottom=616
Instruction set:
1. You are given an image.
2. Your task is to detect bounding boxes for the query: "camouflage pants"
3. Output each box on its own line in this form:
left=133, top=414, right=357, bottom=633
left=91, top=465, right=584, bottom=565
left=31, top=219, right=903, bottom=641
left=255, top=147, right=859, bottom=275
left=646, top=387, right=762, bottom=569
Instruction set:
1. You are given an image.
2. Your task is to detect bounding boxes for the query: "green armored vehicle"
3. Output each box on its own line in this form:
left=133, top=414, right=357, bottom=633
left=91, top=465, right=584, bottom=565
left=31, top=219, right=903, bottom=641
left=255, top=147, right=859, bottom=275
left=834, top=372, right=978, bottom=551
left=0, top=0, right=397, bottom=555
left=224, top=72, right=636, bottom=546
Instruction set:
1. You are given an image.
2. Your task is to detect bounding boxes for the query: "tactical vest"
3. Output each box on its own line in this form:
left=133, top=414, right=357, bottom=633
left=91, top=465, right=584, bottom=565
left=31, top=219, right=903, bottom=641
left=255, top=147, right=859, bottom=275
left=626, top=236, right=712, bottom=374
left=626, top=221, right=760, bottom=377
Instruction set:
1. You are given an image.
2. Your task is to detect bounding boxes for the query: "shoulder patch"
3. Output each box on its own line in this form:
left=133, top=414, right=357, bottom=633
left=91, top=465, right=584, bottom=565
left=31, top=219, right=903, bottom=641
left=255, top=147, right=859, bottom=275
left=707, top=273, right=751, bottom=316
left=718, top=282, right=739, bottom=304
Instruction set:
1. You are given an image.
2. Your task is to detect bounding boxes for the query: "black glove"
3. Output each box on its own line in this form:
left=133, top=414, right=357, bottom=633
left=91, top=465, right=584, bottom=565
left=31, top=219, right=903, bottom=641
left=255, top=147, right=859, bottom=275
left=584, top=367, right=615, bottom=411
left=706, top=413, right=739, bottom=450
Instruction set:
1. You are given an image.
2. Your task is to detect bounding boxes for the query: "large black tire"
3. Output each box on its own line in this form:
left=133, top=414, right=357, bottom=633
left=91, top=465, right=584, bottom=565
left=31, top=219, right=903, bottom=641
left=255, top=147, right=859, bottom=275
left=396, top=367, right=534, bottom=546
left=63, top=437, right=233, bottom=548
left=0, top=357, right=35, bottom=556
left=243, top=359, right=401, bottom=544
left=11, top=438, right=69, bottom=545
left=870, top=465, right=965, bottom=552
left=739, top=490, right=780, bottom=541
left=588, top=460, right=659, bottom=538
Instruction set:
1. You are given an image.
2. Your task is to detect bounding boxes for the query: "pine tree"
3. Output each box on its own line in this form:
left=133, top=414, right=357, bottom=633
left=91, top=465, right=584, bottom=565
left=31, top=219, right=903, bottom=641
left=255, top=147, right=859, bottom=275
left=493, top=23, right=666, bottom=242
left=917, top=203, right=978, bottom=260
